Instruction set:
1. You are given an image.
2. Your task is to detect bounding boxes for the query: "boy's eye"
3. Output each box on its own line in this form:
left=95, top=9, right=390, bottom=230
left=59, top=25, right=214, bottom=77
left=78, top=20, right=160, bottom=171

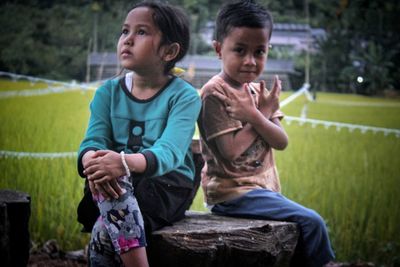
left=233, top=47, right=244, bottom=54
left=256, top=49, right=266, bottom=56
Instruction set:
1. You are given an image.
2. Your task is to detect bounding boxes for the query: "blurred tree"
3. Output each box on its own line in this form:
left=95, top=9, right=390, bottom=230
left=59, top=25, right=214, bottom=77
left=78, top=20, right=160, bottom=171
left=0, top=2, right=92, bottom=80
left=309, top=0, right=400, bottom=94
left=0, top=0, right=398, bottom=93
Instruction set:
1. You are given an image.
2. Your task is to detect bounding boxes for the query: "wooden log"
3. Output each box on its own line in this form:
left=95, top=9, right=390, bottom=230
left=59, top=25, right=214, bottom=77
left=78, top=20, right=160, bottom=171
left=148, top=211, right=299, bottom=267
left=0, top=189, right=31, bottom=267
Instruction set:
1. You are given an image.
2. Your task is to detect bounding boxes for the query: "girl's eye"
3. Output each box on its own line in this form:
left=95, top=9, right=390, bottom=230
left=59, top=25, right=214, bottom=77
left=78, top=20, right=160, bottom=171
left=121, top=29, right=129, bottom=35
left=137, top=29, right=146, bottom=35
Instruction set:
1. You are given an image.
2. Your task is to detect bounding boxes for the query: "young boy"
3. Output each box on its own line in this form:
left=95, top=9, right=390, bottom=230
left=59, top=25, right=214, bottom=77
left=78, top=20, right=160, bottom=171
left=198, top=1, right=335, bottom=266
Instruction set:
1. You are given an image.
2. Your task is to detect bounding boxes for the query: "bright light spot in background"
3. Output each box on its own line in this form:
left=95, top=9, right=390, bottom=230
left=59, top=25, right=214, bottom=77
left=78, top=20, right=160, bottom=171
left=357, top=76, right=364, bottom=83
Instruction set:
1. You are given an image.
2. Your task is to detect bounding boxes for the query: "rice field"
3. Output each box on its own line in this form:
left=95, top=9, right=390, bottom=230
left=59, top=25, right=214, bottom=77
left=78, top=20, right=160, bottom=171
left=0, top=77, right=399, bottom=265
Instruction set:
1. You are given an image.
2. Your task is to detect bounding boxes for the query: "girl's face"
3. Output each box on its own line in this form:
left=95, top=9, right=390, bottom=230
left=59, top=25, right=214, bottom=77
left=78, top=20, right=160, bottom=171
left=214, top=27, right=270, bottom=88
left=117, top=7, right=165, bottom=73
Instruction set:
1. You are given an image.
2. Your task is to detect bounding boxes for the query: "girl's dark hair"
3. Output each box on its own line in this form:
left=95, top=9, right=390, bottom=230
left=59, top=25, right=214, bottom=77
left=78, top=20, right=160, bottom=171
left=132, top=1, right=190, bottom=74
left=215, top=0, right=273, bottom=42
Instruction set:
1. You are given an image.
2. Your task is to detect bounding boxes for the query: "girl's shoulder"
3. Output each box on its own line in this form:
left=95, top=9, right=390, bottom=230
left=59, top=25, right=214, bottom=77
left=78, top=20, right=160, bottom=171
left=166, top=76, right=199, bottom=98
left=95, top=76, right=122, bottom=93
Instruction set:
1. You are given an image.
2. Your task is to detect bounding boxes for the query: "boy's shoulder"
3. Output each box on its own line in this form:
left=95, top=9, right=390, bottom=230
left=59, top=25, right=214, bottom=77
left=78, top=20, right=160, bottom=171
left=200, top=75, right=224, bottom=98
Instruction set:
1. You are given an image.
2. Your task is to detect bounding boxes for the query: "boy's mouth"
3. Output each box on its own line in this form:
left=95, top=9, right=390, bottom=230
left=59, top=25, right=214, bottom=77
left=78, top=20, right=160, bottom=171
left=240, top=70, right=256, bottom=74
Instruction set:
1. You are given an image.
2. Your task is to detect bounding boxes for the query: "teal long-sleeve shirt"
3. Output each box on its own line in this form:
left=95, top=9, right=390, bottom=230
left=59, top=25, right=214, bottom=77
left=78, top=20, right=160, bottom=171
left=78, top=74, right=201, bottom=180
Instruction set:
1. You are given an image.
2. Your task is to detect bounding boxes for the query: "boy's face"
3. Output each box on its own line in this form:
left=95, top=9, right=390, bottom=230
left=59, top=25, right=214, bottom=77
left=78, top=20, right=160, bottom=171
left=214, top=27, right=270, bottom=87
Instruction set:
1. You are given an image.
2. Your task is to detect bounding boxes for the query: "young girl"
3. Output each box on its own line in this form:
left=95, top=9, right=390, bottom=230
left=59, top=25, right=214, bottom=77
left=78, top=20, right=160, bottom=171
left=77, top=2, right=201, bottom=266
left=198, top=1, right=335, bottom=266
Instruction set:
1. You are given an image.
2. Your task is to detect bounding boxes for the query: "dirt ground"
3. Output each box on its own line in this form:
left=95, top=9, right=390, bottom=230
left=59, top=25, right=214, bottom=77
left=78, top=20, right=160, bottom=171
left=27, top=240, right=87, bottom=267
left=26, top=240, right=375, bottom=267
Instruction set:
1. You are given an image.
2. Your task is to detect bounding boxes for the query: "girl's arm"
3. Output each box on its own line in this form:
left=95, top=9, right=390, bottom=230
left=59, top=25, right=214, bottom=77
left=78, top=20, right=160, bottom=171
left=140, top=87, right=201, bottom=177
left=83, top=150, right=145, bottom=199
left=78, top=81, right=124, bottom=199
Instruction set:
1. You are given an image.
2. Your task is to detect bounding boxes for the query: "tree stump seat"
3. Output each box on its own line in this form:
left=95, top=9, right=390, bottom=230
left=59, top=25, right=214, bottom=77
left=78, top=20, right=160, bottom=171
left=148, top=211, right=299, bottom=267
left=0, top=189, right=31, bottom=267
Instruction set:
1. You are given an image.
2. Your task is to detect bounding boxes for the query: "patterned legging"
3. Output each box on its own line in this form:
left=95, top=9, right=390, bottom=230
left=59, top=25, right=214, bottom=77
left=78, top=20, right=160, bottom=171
left=89, top=177, right=146, bottom=267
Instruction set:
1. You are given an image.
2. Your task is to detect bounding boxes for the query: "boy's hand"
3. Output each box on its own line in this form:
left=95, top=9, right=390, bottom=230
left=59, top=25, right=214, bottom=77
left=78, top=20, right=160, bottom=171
left=259, top=75, right=281, bottom=119
left=212, top=83, right=258, bottom=123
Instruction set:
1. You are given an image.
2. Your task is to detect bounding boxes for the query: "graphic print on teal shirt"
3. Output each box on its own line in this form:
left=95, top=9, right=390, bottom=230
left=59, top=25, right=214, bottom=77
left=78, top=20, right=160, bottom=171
left=128, top=120, right=145, bottom=153
left=78, top=73, right=202, bottom=180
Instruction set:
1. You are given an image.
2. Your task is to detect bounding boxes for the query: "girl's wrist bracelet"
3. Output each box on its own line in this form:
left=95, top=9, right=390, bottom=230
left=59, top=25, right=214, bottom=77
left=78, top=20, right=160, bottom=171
left=120, top=151, right=131, bottom=178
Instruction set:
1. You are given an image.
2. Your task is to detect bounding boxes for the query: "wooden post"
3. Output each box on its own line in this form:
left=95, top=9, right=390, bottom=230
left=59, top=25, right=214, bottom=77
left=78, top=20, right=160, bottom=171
left=0, top=189, right=31, bottom=267
left=148, top=211, right=299, bottom=267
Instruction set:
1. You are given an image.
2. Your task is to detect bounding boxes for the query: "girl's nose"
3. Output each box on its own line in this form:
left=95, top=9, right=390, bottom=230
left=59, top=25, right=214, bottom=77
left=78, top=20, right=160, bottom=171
left=124, top=36, right=133, bottom=46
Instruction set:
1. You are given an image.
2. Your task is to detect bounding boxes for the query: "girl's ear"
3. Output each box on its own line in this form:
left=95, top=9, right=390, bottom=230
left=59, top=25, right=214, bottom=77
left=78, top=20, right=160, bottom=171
left=163, top=43, right=180, bottom=62
left=213, top=40, right=222, bottom=59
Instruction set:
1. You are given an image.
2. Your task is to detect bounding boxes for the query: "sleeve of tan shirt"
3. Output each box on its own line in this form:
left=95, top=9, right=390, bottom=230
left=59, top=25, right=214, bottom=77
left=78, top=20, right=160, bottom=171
left=201, top=94, right=243, bottom=141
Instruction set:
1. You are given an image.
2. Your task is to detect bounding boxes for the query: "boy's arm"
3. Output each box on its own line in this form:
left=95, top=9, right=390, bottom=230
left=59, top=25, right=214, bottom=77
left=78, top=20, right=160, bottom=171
left=214, top=124, right=258, bottom=160
left=214, top=108, right=287, bottom=161
left=211, top=82, right=287, bottom=160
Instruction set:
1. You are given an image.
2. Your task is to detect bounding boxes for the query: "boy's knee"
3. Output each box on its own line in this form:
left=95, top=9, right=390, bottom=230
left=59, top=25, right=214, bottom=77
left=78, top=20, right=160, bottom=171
left=306, top=209, right=326, bottom=230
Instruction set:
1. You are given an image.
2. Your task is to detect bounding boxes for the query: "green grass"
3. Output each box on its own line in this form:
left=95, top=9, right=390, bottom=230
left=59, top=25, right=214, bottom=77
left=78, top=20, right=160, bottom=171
left=1, top=80, right=400, bottom=265
left=0, top=78, right=64, bottom=91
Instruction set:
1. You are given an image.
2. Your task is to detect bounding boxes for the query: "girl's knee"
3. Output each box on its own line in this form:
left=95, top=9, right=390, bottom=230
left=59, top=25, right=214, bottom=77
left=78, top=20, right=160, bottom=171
left=90, top=224, right=116, bottom=264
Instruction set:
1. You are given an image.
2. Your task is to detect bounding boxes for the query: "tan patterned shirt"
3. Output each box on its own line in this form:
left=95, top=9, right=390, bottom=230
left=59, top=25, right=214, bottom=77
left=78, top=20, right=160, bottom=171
left=198, top=75, right=284, bottom=205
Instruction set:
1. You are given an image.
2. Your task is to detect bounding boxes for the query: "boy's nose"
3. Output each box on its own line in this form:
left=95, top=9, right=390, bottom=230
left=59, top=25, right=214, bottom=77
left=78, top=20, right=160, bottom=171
left=244, top=55, right=256, bottom=66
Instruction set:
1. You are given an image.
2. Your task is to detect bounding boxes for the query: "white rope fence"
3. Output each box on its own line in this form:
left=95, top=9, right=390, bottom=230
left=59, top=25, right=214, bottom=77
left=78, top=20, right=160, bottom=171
left=0, top=73, right=399, bottom=158
left=0, top=150, right=76, bottom=159
left=285, top=116, right=400, bottom=137
left=0, top=71, right=97, bottom=98
left=280, top=83, right=313, bottom=107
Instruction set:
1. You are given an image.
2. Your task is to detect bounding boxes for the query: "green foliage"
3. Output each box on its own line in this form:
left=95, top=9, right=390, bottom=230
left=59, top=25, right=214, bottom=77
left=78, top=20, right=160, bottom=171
left=1, top=0, right=399, bottom=90
left=308, top=0, right=400, bottom=94
left=0, top=3, right=92, bottom=80
left=1, top=79, right=400, bottom=266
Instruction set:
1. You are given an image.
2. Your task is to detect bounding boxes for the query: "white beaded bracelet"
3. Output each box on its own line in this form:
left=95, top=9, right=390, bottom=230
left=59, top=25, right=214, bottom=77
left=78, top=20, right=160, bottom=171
left=120, top=151, right=131, bottom=178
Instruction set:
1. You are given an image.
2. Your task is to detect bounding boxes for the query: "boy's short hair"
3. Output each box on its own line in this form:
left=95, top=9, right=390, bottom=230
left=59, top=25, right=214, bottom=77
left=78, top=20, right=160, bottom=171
left=133, top=1, right=190, bottom=74
left=214, top=0, right=273, bottom=42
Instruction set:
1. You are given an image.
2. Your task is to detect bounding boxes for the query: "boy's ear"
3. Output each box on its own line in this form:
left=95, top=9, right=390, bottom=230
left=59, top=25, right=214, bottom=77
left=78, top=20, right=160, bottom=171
left=213, top=40, right=222, bottom=59
left=163, top=43, right=180, bottom=62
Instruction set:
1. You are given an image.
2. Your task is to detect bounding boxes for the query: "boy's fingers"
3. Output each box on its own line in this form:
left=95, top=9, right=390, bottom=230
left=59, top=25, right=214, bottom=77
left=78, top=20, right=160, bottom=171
left=244, top=84, right=253, bottom=97
left=212, top=91, right=228, bottom=102
left=258, top=80, right=266, bottom=102
left=219, top=82, right=238, bottom=100
left=212, top=91, right=232, bottom=106
left=260, top=80, right=266, bottom=92
left=271, top=75, right=281, bottom=96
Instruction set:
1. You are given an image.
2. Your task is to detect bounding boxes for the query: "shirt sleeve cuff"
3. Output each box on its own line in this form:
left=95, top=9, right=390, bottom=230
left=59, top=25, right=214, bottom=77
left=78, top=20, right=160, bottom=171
left=141, top=151, right=157, bottom=176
